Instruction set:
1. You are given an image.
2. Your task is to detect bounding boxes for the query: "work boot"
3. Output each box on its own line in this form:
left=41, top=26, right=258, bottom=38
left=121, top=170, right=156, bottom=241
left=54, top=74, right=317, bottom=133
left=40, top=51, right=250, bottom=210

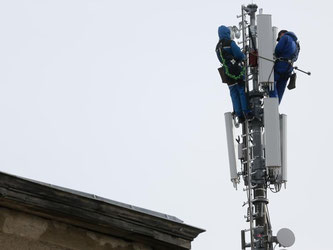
left=238, top=115, right=245, bottom=124
left=233, top=115, right=244, bottom=128
left=245, top=112, right=254, bottom=121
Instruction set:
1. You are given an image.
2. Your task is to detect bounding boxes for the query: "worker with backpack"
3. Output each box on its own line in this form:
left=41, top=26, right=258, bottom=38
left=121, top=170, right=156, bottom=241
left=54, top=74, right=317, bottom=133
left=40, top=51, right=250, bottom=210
left=216, top=25, right=252, bottom=123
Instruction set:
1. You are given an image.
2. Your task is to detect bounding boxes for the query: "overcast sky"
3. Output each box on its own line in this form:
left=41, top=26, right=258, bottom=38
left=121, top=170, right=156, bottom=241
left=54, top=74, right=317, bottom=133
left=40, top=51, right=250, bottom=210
left=0, top=0, right=331, bottom=249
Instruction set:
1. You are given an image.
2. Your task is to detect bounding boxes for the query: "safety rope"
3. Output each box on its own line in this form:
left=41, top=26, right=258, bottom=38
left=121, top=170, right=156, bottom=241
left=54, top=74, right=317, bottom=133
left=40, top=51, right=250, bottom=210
left=249, top=51, right=275, bottom=63
left=253, top=53, right=311, bottom=76
left=249, top=51, right=297, bottom=66
left=267, top=64, right=275, bottom=83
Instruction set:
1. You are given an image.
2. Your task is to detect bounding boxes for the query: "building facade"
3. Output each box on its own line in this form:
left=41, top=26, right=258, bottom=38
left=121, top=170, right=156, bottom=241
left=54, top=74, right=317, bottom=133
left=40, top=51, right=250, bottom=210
left=0, top=172, right=204, bottom=250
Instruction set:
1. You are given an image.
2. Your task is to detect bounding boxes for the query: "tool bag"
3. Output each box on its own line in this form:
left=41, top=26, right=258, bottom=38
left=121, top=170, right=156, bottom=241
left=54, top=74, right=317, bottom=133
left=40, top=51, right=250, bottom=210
left=287, top=73, right=297, bottom=90
left=217, top=66, right=228, bottom=83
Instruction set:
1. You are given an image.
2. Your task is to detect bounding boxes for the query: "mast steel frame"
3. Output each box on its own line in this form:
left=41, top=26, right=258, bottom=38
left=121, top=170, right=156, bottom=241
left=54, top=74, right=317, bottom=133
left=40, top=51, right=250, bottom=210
left=240, top=4, right=273, bottom=250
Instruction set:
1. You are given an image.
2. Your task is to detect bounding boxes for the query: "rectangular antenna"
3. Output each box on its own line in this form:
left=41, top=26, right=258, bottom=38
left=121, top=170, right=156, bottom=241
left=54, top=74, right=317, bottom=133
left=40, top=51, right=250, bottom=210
left=280, top=114, right=287, bottom=183
left=272, top=26, right=278, bottom=51
left=264, top=98, right=281, bottom=168
left=224, top=112, right=238, bottom=188
left=257, top=14, right=274, bottom=85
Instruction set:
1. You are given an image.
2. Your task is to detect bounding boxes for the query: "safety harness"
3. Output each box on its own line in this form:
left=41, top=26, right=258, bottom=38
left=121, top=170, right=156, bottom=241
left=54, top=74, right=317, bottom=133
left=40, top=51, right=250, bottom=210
left=216, top=39, right=245, bottom=82
left=274, top=40, right=300, bottom=81
left=275, top=40, right=300, bottom=65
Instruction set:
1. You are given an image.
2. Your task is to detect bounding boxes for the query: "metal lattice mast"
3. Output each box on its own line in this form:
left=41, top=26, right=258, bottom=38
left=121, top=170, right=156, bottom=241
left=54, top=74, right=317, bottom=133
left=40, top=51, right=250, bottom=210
left=224, top=3, right=296, bottom=250
left=245, top=4, right=272, bottom=250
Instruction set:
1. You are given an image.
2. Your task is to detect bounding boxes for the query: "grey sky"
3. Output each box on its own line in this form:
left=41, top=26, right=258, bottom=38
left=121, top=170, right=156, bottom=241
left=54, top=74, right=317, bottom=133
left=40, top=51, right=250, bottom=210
left=0, top=0, right=331, bottom=249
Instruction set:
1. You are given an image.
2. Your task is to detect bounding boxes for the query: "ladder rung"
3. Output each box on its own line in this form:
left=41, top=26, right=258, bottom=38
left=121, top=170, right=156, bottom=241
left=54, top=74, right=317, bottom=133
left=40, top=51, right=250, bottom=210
left=241, top=133, right=254, bottom=137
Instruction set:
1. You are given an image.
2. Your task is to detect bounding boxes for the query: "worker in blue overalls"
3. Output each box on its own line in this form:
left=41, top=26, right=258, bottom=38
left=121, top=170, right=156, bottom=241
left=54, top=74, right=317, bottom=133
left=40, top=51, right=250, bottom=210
left=216, top=25, right=252, bottom=123
left=270, top=30, right=299, bottom=103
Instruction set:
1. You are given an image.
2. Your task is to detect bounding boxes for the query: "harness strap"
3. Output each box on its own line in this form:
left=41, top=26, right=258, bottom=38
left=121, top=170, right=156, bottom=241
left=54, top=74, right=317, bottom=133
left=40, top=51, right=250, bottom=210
left=276, top=58, right=293, bottom=64
left=217, top=39, right=245, bottom=81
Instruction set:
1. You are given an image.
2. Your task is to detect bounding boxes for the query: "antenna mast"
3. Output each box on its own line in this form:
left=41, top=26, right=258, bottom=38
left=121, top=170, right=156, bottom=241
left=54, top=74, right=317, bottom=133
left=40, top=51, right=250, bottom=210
left=225, top=4, right=295, bottom=250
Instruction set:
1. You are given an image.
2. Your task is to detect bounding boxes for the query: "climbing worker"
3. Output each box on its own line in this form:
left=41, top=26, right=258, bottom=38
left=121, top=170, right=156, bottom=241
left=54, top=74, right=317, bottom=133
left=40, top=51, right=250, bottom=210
left=270, top=30, right=300, bottom=103
left=216, top=25, right=251, bottom=123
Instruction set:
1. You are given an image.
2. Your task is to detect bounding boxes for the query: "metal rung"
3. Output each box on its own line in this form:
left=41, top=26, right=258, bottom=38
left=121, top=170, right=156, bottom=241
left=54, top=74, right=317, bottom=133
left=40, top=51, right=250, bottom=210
left=243, top=186, right=253, bottom=191
left=242, top=182, right=257, bottom=188
left=243, top=243, right=252, bottom=249
left=242, top=160, right=253, bottom=164
left=237, top=39, right=250, bottom=45
left=242, top=146, right=254, bottom=151
left=243, top=226, right=262, bottom=233
left=244, top=211, right=259, bottom=219
left=241, top=132, right=255, bottom=137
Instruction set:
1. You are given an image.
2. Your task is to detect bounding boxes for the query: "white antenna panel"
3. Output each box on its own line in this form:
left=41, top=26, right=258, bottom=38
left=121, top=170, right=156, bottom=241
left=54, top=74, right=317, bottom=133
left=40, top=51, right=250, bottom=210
left=257, top=14, right=274, bottom=85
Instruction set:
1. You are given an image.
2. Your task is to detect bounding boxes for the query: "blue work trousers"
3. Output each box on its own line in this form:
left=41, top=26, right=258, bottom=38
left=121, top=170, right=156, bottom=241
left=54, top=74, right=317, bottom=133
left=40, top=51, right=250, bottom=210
left=270, top=71, right=291, bottom=103
left=229, top=83, right=249, bottom=117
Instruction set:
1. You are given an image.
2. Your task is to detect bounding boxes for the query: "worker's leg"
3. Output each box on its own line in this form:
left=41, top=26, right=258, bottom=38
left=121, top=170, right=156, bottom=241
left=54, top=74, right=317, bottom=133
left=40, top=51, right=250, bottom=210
left=276, top=78, right=288, bottom=103
left=236, top=83, right=250, bottom=115
left=229, top=84, right=242, bottom=117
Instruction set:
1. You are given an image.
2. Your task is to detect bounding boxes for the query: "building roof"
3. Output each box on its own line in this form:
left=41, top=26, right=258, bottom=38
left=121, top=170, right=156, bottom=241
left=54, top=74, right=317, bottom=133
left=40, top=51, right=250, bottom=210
left=0, top=171, right=204, bottom=249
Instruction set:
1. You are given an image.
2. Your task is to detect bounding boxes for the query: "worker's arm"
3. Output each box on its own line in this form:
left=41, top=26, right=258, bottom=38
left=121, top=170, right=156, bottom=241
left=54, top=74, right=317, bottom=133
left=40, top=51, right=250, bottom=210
left=274, top=36, right=288, bottom=57
left=231, top=41, right=245, bottom=61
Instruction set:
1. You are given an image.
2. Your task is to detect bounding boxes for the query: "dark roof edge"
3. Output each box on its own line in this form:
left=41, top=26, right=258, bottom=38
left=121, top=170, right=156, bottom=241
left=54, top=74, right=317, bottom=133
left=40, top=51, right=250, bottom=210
left=18, top=172, right=185, bottom=223
left=0, top=171, right=205, bottom=249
